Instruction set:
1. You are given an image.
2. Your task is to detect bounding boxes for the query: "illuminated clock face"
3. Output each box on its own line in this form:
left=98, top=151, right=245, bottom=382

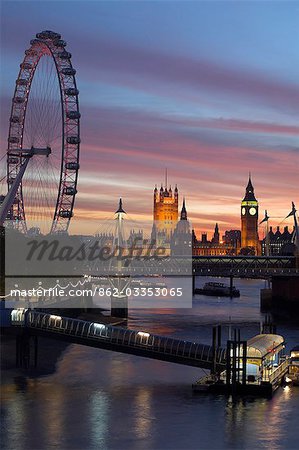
left=249, top=207, right=256, bottom=216
left=242, top=207, right=246, bottom=216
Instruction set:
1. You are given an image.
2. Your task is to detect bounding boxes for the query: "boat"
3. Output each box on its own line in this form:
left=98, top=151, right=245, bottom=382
left=194, top=281, right=240, bottom=297
left=288, top=346, right=299, bottom=386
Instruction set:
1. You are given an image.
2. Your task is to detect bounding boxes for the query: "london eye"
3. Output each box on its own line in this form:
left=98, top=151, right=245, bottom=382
left=5, top=30, right=80, bottom=234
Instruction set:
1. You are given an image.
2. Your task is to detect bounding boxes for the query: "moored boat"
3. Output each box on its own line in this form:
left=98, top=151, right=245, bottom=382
left=288, top=346, right=299, bottom=386
left=194, top=281, right=240, bottom=297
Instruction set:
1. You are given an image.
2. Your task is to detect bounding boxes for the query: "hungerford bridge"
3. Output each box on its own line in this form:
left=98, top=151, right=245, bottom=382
left=88, top=255, right=299, bottom=279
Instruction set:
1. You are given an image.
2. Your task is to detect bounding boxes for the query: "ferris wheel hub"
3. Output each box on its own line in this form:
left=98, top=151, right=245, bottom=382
left=30, top=147, right=52, bottom=157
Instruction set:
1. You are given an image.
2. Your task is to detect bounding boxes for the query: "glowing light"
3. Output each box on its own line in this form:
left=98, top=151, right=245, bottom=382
left=50, top=314, right=62, bottom=320
left=94, top=323, right=106, bottom=329
left=137, top=331, right=150, bottom=338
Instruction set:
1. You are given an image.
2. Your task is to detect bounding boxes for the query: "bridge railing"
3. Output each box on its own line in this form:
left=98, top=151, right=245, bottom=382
left=11, top=309, right=227, bottom=367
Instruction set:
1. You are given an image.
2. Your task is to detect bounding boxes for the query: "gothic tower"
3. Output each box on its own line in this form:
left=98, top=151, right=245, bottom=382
left=171, top=198, right=192, bottom=256
left=212, top=223, right=220, bottom=244
left=180, top=197, right=187, bottom=221
left=153, top=178, right=178, bottom=240
left=241, top=175, right=259, bottom=254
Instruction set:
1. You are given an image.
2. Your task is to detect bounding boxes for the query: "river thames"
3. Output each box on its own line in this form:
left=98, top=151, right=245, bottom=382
left=1, top=277, right=299, bottom=450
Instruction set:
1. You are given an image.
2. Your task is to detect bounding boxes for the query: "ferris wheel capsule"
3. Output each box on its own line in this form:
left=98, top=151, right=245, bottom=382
left=16, top=79, right=28, bottom=86
left=58, top=51, right=72, bottom=59
left=54, top=39, right=67, bottom=47
left=61, top=67, right=76, bottom=76
left=64, top=88, right=79, bottom=96
left=67, top=111, right=81, bottom=120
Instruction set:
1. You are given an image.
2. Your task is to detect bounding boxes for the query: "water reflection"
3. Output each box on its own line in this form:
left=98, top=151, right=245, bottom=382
left=133, top=387, right=152, bottom=440
left=224, top=387, right=298, bottom=449
left=1, top=278, right=299, bottom=449
left=90, top=391, right=109, bottom=448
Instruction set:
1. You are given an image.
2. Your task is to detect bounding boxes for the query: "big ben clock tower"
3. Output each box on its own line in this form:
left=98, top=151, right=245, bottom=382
left=241, top=175, right=260, bottom=255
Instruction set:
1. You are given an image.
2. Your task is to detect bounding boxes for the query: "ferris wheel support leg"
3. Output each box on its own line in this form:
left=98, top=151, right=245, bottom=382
left=0, top=225, right=5, bottom=301
left=0, top=157, right=31, bottom=226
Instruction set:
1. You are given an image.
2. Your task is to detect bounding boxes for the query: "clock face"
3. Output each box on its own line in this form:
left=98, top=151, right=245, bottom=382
left=242, top=207, right=246, bottom=216
left=249, top=207, right=256, bottom=216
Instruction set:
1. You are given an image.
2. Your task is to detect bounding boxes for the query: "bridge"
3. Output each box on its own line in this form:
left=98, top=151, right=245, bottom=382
left=11, top=309, right=226, bottom=372
left=192, top=255, right=298, bottom=278
left=88, top=255, right=298, bottom=280
left=2, top=254, right=297, bottom=280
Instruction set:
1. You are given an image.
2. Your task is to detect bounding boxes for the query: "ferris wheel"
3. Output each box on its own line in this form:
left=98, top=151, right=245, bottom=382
left=6, top=30, right=80, bottom=234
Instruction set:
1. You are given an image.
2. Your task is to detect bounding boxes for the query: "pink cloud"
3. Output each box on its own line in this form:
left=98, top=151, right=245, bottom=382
left=72, top=34, right=299, bottom=114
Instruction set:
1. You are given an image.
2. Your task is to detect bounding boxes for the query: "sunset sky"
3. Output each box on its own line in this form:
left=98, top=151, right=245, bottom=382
left=1, top=1, right=298, bottom=237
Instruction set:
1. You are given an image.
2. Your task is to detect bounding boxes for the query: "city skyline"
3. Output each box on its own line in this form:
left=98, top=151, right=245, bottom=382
left=1, top=1, right=298, bottom=234
left=1, top=4, right=299, bottom=447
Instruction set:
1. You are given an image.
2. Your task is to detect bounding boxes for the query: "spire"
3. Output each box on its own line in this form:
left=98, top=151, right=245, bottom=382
left=115, top=197, right=126, bottom=214
left=165, top=168, right=168, bottom=189
left=180, top=197, right=187, bottom=220
left=246, top=173, right=254, bottom=193
left=242, top=173, right=257, bottom=202
left=212, top=222, right=220, bottom=244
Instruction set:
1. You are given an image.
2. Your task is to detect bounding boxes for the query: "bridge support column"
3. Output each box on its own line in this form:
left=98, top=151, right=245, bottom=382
left=229, top=275, right=234, bottom=298
left=109, top=275, right=129, bottom=318
left=111, top=295, right=128, bottom=318
left=260, top=288, right=273, bottom=312
left=0, top=225, right=5, bottom=303
left=15, top=332, right=38, bottom=369
left=16, top=333, right=30, bottom=369
left=34, top=335, right=38, bottom=367
left=81, top=281, right=94, bottom=310
left=271, top=275, right=299, bottom=312
left=192, top=273, right=195, bottom=295
left=211, top=325, right=222, bottom=374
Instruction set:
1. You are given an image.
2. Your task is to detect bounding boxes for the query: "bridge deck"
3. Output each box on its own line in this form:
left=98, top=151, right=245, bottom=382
left=11, top=310, right=226, bottom=371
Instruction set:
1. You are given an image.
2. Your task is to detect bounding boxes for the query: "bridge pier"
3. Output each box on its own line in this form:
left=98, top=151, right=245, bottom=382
left=111, top=294, right=128, bottom=318
left=272, top=275, right=299, bottom=311
left=260, top=275, right=299, bottom=314
left=229, top=275, right=234, bottom=298
left=109, top=275, right=130, bottom=318
left=0, top=225, right=5, bottom=301
left=16, top=332, right=38, bottom=369
left=260, top=288, right=272, bottom=311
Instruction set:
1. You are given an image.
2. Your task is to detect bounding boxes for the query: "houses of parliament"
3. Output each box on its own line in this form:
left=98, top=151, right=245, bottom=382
left=152, top=175, right=295, bottom=257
